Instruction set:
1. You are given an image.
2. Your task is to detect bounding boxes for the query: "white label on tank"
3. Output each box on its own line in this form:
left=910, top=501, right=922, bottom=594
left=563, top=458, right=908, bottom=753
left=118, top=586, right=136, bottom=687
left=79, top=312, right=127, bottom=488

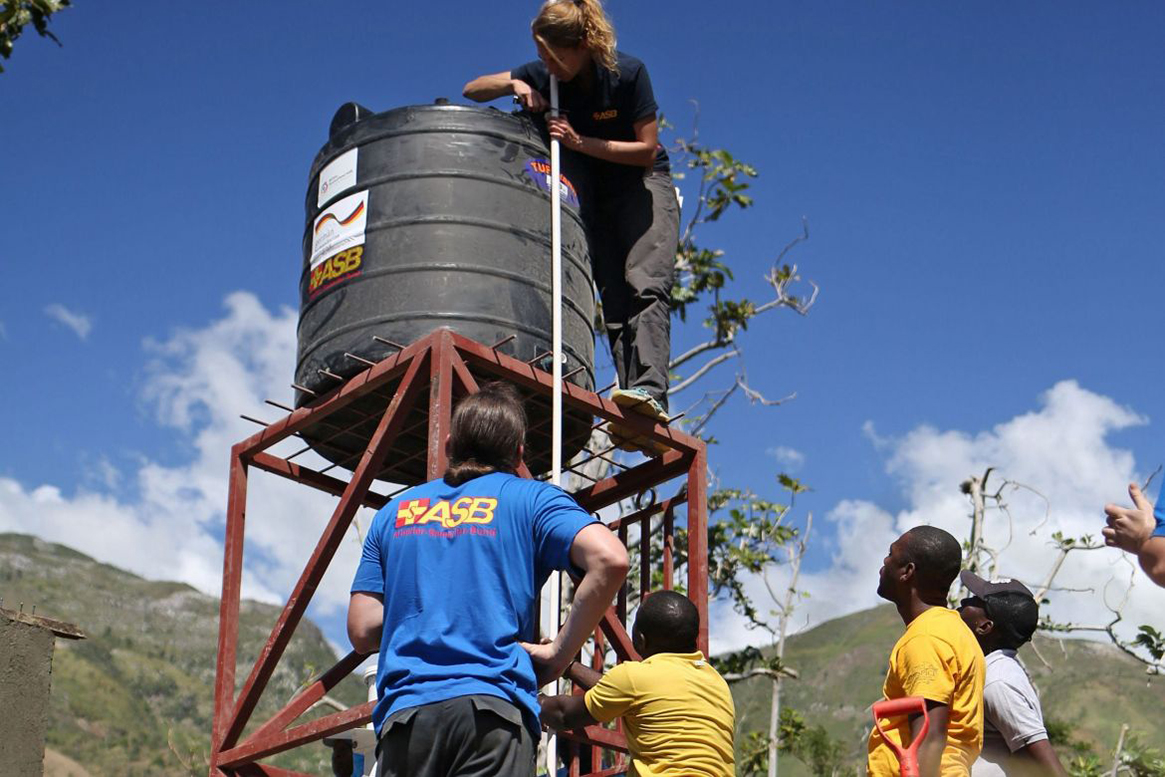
left=311, top=189, right=369, bottom=269
left=318, top=148, right=359, bottom=208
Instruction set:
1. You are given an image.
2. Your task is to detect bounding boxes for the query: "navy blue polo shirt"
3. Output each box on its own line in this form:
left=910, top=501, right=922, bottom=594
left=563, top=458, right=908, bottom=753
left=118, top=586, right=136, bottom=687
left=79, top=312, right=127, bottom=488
left=511, top=51, right=670, bottom=192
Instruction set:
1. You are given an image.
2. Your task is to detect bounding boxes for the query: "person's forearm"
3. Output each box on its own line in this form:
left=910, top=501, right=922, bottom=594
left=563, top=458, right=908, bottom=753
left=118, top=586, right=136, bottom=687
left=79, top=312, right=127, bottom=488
left=913, top=712, right=948, bottom=777
left=1022, top=739, right=1069, bottom=777
left=566, top=660, right=604, bottom=690
left=547, top=566, right=626, bottom=678
left=540, top=693, right=594, bottom=730
left=575, top=136, right=656, bottom=168
left=917, top=737, right=945, bottom=777
left=1139, top=537, right=1165, bottom=587
left=347, top=593, right=384, bottom=654
left=540, top=694, right=569, bottom=730
left=464, top=73, right=515, bottom=102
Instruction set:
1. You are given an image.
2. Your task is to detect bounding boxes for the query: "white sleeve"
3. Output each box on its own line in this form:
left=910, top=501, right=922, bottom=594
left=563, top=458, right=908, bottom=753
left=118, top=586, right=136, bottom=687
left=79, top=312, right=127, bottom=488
left=983, top=680, right=1048, bottom=752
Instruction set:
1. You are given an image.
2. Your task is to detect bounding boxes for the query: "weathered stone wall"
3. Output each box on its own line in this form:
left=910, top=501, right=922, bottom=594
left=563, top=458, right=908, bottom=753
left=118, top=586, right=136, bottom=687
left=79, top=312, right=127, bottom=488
left=0, top=616, right=55, bottom=775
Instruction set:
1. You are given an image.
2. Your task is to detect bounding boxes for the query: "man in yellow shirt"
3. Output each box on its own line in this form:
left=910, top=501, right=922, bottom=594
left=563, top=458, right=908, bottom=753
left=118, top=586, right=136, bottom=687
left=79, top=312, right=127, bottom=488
left=868, top=526, right=986, bottom=777
left=538, top=590, right=735, bottom=777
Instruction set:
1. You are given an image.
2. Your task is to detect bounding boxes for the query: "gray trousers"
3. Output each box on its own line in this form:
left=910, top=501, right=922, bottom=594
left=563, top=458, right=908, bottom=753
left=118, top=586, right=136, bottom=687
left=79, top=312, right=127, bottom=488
left=585, top=171, right=680, bottom=410
left=376, top=695, right=536, bottom=777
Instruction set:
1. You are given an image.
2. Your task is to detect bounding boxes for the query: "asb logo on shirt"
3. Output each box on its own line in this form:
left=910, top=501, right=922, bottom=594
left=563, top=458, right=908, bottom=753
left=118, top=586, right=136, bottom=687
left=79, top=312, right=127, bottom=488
left=592, top=108, right=618, bottom=121
left=394, top=497, right=499, bottom=529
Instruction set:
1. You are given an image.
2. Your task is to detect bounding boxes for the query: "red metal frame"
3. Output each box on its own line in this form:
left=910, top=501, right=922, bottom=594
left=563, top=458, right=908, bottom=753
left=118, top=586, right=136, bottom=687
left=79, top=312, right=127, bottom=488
left=208, top=328, right=710, bottom=776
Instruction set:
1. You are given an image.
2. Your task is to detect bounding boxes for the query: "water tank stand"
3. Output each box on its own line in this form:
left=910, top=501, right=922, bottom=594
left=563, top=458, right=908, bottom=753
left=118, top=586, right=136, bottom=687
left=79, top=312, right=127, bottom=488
left=207, top=327, right=710, bottom=777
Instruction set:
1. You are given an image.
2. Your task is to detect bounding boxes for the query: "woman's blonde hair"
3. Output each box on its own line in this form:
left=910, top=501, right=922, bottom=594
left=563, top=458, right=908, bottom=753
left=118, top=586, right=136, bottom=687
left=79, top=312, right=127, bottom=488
left=531, top=0, right=618, bottom=74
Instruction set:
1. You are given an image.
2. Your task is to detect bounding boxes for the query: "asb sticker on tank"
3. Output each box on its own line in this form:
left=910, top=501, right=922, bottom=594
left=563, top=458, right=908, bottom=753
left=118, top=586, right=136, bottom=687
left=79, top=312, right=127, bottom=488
left=308, top=245, right=364, bottom=298
left=309, top=190, right=368, bottom=297
left=525, top=158, right=579, bottom=208
left=317, top=148, right=358, bottom=207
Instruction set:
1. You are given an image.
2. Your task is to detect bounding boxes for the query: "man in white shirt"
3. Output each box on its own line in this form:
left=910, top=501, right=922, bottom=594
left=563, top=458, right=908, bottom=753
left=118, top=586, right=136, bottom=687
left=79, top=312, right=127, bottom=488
left=958, top=572, right=1068, bottom=777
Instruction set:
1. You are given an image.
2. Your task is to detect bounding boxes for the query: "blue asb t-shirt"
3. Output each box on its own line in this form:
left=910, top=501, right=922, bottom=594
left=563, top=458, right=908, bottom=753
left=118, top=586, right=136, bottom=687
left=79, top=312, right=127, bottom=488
left=351, top=472, right=597, bottom=736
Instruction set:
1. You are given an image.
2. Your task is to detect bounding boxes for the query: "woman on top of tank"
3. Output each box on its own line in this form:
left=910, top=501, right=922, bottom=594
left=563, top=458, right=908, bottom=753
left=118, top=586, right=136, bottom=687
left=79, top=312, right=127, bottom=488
left=464, top=0, right=679, bottom=453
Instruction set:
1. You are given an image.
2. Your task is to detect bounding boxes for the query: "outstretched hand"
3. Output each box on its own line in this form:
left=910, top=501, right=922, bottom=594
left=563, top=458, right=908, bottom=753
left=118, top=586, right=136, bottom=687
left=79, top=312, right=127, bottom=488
left=520, top=639, right=569, bottom=689
left=1103, top=482, right=1156, bottom=553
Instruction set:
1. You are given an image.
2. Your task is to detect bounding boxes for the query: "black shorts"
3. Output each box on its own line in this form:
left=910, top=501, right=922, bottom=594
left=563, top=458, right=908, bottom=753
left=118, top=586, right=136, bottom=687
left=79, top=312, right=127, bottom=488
left=376, top=694, right=536, bottom=777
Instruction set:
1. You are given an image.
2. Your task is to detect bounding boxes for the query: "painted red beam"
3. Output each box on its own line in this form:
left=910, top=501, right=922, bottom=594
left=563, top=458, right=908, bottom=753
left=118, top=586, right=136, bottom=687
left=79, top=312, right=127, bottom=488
left=427, top=330, right=454, bottom=480
left=572, top=450, right=690, bottom=513
left=605, top=493, right=687, bottom=532
left=220, top=354, right=428, bottom=751
left=452, top=332, right=700, bottom=454
left=576, top=767, right=632, bottom=777
left=234, top=764, right=316, bottom=777
left=211, top=452, right=248, bottom=757
left=559, top=724, right=629, bottom=753
left=598, top=608, right=640, bottom=663
left=242, top=650, right=369, bottom=747
left=663, top=506, right=675, bottom=591
left=217, top=702, right=375, bottom=768
left=233, top=337, right=426, bottom=459
left=248, top=452, right=389, bottom=510
left=687, top=446, right=710, bottom=655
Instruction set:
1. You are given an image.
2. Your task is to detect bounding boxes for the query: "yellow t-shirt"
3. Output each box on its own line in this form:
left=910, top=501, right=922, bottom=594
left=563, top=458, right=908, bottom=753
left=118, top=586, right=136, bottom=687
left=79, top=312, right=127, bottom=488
left=584, top=651, right=735, bottom=777
left=867, top=607, right=986, bottom=777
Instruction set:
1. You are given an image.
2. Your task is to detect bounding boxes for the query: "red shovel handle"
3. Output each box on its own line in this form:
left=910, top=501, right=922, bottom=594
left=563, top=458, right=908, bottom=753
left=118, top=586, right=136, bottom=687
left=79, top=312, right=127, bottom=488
left=872, top=697, right=930, bottom=777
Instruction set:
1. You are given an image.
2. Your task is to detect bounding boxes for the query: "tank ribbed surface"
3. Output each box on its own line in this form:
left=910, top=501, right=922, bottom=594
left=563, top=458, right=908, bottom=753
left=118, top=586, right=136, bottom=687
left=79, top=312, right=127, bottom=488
left=294, top=103, right=596, bottom=480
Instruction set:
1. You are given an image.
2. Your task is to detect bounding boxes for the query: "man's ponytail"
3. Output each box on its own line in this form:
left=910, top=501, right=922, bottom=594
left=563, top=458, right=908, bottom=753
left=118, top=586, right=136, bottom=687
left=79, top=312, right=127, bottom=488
left=443, top=381, right=527, bottom=486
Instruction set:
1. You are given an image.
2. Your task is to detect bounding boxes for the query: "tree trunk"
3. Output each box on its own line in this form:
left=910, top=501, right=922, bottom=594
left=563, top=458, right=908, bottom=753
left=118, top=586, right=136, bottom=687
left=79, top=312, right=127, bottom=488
left=768, top=675, right=783, bottom=777
left=769, top=512, right=811, bottom=777
left=1110, top=723, right=1130, bottom=777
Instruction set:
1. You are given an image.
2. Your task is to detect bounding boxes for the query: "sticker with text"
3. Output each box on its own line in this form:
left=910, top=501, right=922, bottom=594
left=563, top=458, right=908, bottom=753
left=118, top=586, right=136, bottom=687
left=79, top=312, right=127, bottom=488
left=525, top=159, right=579, bottom=208
left=318, top=148, right=358, bottom=208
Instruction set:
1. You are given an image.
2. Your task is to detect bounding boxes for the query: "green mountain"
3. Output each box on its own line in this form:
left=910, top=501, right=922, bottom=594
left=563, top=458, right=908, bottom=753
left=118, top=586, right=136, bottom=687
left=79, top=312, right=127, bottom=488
left=730, top=604, right=1165, bottom=776
left=0, top=533, right=365, bottom=776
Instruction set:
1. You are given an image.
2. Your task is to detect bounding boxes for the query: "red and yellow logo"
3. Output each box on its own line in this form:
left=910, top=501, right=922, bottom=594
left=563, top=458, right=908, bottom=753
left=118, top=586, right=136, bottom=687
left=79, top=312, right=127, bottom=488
left=309, top=245, right=363, bottom=296
left=395, top=497, right=498, bottom=529
left=592, top=108, right=618, bottom=121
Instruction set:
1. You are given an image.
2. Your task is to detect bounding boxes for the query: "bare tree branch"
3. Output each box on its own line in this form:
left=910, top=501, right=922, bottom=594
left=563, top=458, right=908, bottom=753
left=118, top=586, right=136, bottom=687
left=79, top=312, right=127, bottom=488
left=688, top=383, right=738, bottom=438
left=670, top=349, right=740, bottom=395
left=737, top=376, right=796, bottom=407
left=670, top=336, right=732, bottom=372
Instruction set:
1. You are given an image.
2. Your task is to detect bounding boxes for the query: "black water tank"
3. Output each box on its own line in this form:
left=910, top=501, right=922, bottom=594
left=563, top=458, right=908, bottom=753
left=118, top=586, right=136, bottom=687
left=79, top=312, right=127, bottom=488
left=295, top=103, right=596, bottom=481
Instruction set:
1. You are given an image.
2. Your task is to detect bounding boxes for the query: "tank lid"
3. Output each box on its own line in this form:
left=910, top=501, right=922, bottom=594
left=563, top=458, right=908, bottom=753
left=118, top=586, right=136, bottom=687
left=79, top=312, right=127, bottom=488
left=329, top=102, right=374, bottom=140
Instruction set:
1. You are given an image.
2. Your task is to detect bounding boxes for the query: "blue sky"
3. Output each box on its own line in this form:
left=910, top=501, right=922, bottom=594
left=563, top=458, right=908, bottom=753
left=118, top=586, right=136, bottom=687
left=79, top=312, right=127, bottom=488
left=2, top=2, right=1164, bottom=655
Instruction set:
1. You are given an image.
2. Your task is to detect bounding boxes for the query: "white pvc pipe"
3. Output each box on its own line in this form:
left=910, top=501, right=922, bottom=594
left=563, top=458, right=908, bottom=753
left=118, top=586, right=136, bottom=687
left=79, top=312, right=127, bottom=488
left=544, top=72, right=564, bottom=776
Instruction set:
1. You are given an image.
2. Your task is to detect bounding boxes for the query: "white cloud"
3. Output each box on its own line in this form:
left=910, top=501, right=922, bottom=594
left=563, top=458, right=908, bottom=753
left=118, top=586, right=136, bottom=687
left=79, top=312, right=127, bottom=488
left=81, top=455, right=122, bottom=491
left=766, top=445, right=805, bottom=471
left=44, top=303, right=93, bottom=340
left=0, top=292, right=376, bottom=624
left=712, top=380, right=1165, bottom=660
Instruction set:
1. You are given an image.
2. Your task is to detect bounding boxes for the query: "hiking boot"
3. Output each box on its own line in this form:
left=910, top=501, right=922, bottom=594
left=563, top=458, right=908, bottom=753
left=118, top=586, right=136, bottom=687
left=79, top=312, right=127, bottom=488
left=610, top=387, right=668, bottom=422
left=606, top=388, right=669, bottom=454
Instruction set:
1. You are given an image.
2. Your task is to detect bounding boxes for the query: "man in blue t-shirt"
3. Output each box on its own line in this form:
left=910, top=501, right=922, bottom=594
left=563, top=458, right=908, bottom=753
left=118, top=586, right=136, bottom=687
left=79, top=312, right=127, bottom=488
left=1103, top=481, right=1165, bottom=588
left=348, top=381, right=629, bottom=777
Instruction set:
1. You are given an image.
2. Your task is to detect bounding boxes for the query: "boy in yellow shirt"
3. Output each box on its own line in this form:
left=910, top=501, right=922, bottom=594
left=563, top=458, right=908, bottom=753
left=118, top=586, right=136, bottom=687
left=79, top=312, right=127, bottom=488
left=538, top=590, right=735, bottom=777
left=868, top=526, right=986, bottom=777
